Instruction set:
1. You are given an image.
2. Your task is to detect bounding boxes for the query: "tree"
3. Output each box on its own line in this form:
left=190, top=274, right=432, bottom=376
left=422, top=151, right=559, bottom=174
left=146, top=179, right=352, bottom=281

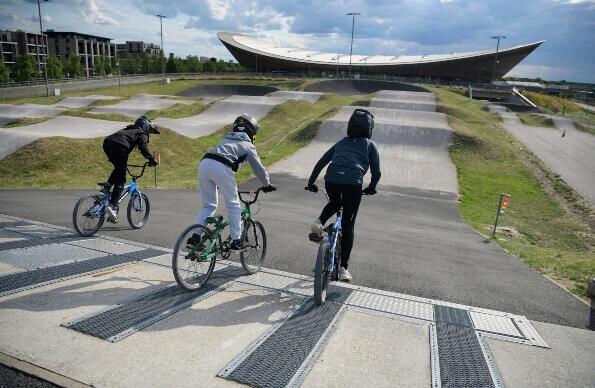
left=93, top=57, right=105, bottom=76
left=0, top=60, right=9, bottom=83
left=46, top=55, right=63, bottom=80
left=204, top=58, right=217, bottom=73
left=13, top=55, right=37, bottom=81
left=103, top=57, right=113, bottom=75
left=64, top=55, right=83, bottom=78
left=165, top=53, right=177, bottom=73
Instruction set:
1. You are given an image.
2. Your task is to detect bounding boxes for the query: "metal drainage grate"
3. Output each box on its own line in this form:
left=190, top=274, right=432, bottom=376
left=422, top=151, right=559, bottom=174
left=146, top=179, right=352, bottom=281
left=434, top=304, right=473, bottom=327
left=0, top=221, right=31, bottom=229
left=436, top=322, right=496, bottom=388
left=0, top=235, right=82, bottom=251
left=220, top=286, right=352, bottom=388
left=64, top=265, right=245, bottom=342
left=0, top=248, right=164, bottom=297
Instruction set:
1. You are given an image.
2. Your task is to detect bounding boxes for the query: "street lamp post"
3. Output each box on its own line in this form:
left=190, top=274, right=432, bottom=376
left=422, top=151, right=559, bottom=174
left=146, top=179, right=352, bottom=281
left=346, top=12, right=360, bottom=77
left=37, top=0, right=49, bottom=97
left=491, top=35, right=505, bottom=83
left=156, top=14, right=167, bottom=83
left=336, top=54, right=340, bottom=77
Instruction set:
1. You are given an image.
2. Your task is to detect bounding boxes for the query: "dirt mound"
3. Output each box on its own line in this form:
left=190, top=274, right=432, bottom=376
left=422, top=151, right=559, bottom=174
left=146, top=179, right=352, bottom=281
left=178, top=84, right=279, bottom=98
left=304, top=80, right=428, bottom=96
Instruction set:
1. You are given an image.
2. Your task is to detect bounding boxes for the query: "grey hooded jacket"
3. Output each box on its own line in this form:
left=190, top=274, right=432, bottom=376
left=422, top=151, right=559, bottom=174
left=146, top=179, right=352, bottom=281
left=202, top=131, right=270, bottom=186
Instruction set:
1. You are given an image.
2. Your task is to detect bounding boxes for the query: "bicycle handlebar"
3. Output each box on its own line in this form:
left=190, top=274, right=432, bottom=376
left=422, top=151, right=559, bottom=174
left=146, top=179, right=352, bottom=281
left=238, top=187, right=268, bottom=205
left=126, top=162, right=151, bottom=179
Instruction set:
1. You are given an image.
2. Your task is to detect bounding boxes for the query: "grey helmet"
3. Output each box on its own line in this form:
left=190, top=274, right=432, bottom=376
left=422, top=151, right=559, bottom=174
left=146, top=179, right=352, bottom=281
left=232, top=113, right=260, bottom=141
left=135, top=115, right=160, bottom=134
left=347, top=109, right=374, bottom=139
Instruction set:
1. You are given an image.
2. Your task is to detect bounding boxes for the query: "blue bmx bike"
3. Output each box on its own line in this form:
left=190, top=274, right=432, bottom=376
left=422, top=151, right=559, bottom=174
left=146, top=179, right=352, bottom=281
left=72, top=162, right=151, bottom=237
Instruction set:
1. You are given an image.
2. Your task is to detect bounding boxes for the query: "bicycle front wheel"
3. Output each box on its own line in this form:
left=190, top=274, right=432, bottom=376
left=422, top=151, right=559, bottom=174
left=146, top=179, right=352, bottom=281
left=72, top=194, right=105, bottom=237
left=172, top=224, right=217, bottom=291
left=240, top=220, right=267, bottom=274
left=127, top=192, right=150, bottom=229
left=314, top=237, right=330, bottom=306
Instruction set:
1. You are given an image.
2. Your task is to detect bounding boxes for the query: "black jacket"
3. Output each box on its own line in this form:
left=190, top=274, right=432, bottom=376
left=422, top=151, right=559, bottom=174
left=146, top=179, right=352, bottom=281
left=105, top=125, right=154, bottom=161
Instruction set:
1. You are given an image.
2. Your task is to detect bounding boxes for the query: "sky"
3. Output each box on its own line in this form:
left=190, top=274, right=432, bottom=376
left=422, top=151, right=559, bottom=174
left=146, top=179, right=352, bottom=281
left=1, top=0, right=594, bottom=83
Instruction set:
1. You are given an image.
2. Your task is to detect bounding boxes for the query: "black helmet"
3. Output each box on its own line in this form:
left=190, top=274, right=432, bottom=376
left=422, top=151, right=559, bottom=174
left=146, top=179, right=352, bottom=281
left=135, top=115, right=160, bottom=134
left=233, top=113, right=260, bottom=141
left=347, top=109, right=374, bottom=139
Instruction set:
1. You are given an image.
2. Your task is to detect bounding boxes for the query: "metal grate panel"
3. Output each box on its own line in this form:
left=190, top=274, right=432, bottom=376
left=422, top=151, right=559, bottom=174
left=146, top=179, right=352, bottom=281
left=221, top=287, right=352, bottom=388
left=0, top=221, right=32, bottom=229
left=64, top=265, right=245, bottom=341
left=470, top=312, right=523, bottom=338
left=348, top=290, right=433, bottom=321
left=0, top=243, right=108, bottom=270
left=0, top=248, right=164, bottom=296
left=436, top=322, right=495, bottom=388
left=434, top=305, right=473, bottom=327
left=67, top=238, right=145, bottom=255
left=0, top=236, right=82, bottom=251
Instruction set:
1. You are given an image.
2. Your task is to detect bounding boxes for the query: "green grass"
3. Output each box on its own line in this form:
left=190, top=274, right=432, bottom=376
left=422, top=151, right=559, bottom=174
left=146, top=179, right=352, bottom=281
left=61, top=109, right=131, bottom=122
left=0, top=93, right=357, bottom=190
left=517, top=113, right=555, bottom=128
left=2, top=78, right=315, bottom=105
left=431, top=86, right=594, bottom=297
left=146, top=100, right=208, bottom=119
left=4, top=117, right=51, bottom=127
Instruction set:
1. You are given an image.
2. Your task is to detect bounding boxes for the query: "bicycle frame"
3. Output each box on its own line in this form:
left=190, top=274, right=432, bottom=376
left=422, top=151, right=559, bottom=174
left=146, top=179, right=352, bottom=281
left=326, top=210, right=342, bottom=275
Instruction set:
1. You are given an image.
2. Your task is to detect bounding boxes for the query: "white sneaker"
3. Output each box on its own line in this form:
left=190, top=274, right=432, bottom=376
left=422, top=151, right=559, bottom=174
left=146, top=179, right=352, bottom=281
left=338, top=267, right=353, bottom=282
left=309, top=219, right=323, bottom=242
left=105, top=204, right=118, bottom=223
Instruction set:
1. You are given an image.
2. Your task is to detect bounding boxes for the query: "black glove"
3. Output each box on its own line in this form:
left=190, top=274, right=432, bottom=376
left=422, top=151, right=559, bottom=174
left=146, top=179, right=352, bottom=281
left=148, top=159, right=158, bottom=167
left=262, top=185, right=277, bottom=193
left=305, top=183, right=318, bottom=193
left=362, top=186, right=377, bottom=195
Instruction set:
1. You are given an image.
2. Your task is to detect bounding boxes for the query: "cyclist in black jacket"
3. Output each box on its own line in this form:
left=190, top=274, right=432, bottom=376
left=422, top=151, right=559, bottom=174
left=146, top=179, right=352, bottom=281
left=101, top=116, right=159, bottom=222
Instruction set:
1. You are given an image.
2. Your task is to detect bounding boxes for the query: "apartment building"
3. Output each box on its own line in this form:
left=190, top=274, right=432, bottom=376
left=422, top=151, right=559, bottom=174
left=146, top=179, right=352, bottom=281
left=116, top=41, right=162, bottom=57
left=46, top=30, right=115, bottom=77
left=0, top=29, right=48, bottom=74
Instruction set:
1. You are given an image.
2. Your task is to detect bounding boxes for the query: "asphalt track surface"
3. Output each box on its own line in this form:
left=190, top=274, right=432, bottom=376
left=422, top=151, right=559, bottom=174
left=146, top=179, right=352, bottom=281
left=494, top=108, right=595, bottom=205
left=177, top=84, right=279, bottom=98
left=0, top=104, right=65, bottom=127
left=305, top=79, right=428, bottom=95
left=0, top=90, right=590, bottom=330
left=89, top=94, right=194, bottom=118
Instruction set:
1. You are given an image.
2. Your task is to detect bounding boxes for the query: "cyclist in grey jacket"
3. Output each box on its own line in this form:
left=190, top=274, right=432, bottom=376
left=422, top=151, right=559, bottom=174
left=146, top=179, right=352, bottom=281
left=191, top=114, right=276, bottom=250
left=306, top=109, right=381, bottom=281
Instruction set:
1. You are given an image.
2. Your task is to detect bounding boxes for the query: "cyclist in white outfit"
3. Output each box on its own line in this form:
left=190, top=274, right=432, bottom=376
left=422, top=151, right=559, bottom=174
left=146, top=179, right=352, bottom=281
left=190, top=114, right=276, bottom=250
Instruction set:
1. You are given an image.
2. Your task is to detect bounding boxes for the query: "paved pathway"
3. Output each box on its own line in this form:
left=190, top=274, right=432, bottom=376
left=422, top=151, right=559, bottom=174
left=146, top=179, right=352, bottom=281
left=89, top=94, right=193, bottom=118
left=492, top=106, right=595, bottom=204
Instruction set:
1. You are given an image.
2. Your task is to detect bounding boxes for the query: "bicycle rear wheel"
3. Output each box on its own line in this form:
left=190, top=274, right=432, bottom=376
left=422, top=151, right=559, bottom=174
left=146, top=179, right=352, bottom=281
left=127, top=192, right=150, bottom=229
left=240, top=220, right=267, bottom=274
left=172, top=224, right=217, bottom=291
left=314, top=237, right=330, bottom=306
left=72, top=194, right=105, bottom=237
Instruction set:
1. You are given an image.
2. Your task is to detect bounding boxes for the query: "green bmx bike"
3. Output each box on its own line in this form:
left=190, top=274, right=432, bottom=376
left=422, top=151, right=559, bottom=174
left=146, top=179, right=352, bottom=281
left=172, top=187, right=269, bottom=291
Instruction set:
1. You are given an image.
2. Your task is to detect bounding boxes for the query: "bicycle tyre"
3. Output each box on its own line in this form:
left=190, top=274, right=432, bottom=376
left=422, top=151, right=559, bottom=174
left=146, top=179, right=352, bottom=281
left=240, top=220, right=267, bottom=274
left=72, top=194, right=105, bottom=237
left=314, top=237, right=330, bottom=306
left=127, top=192, right=150, bottom=229
left=172, top=224, right=217, bottom=291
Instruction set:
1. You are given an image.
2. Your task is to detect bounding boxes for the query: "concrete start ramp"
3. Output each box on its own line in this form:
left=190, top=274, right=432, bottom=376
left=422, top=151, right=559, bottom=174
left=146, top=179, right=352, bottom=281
left=177, top=84, right=279, bottom=98
left=0, top=104, right=66, bottom=127
left=0, top=116, right=125, bottom=160
left=0, top=214, right=591, bottom=388
left=268, top=90, right=324, bottom=102
left=89, top=94, right=193, bottom=118
left=305, top=80, right=428, bottom=96
left=271, top=90, right=458, bottom=195
left=53, top=95, right=119, bottom=109
left=155, top=95, right=289, bottom=138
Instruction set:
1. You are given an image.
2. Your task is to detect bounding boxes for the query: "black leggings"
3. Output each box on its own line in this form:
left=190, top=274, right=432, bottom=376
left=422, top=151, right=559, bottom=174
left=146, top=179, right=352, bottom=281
left=318, top=182, right=362, bottom=269
left=103, top=140, right=128, bottom=207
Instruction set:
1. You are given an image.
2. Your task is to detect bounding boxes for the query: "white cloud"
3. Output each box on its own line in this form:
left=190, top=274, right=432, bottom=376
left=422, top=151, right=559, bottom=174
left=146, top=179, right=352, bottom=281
left=82, top=0, right=119, bottom=25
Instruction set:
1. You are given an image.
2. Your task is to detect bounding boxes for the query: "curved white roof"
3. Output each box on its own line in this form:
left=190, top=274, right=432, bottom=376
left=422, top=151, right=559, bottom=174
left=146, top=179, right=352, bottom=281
left=219, top=32, right=545, bottom=66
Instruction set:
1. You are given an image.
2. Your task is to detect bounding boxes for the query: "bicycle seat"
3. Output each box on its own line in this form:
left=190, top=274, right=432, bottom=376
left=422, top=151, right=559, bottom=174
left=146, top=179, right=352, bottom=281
left=97, top=182, right=110, bottom=189
left=205, top=215, right=224, bottom=224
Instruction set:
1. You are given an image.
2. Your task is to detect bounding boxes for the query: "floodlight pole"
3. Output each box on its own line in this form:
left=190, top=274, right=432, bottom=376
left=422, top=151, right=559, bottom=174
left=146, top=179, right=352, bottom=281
left=157, top=14, right=167, bottom=83
left=347, top=12, right=360, bottom=77
left=491, top=35, right=505, bottom=84
left=38, top=0, right=49, bottom=96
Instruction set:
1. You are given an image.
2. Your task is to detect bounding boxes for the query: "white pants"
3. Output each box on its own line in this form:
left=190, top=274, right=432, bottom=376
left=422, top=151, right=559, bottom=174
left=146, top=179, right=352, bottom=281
left=196, top=158, right=242, bottom=240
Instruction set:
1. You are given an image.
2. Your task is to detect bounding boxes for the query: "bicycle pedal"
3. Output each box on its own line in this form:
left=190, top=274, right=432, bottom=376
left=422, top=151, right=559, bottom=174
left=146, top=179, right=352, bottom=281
left=308, top=233, right=322, bottom=242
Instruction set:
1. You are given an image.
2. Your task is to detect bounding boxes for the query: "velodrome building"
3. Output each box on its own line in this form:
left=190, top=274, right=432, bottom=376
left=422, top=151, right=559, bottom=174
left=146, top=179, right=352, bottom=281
left=218, top=31, right=543, bottom=82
